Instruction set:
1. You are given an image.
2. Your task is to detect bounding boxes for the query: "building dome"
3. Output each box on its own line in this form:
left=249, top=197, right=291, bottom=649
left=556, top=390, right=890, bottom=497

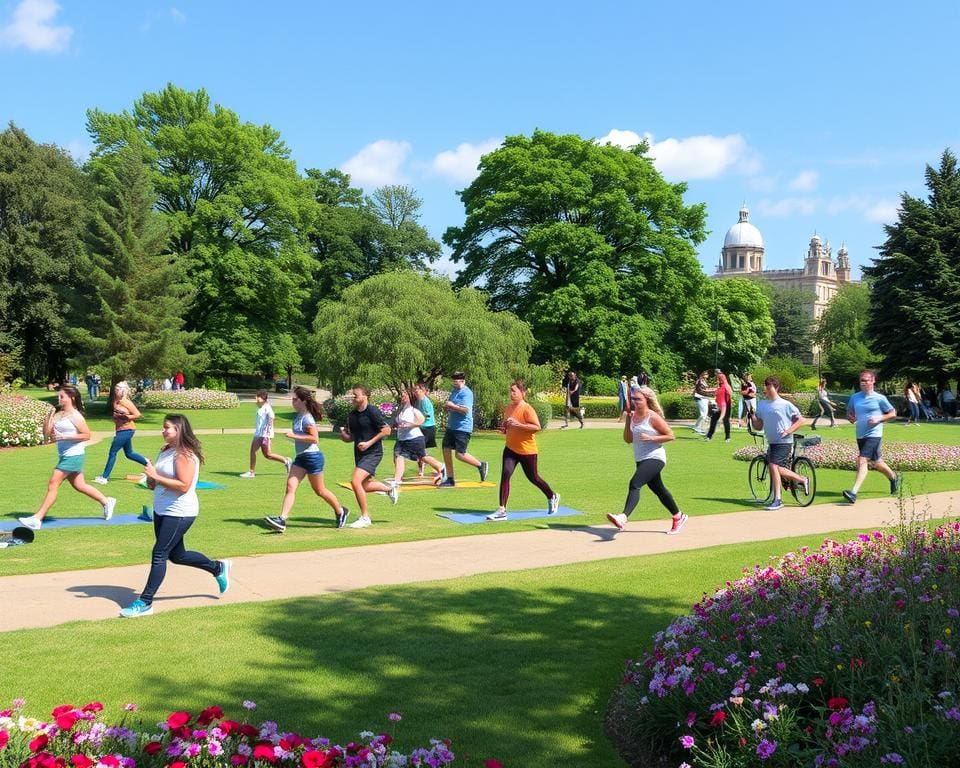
left=723, top=206, right=764, bottom=248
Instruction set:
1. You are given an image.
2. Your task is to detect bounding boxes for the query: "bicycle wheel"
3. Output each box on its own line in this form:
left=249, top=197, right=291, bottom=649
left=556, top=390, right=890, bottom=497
left=748, top=455, right=771, bottom=502
left=790, top=457, right=817, bottom=507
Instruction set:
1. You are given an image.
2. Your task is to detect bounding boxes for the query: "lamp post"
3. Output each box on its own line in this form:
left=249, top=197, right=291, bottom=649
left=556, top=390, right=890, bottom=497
left=713, top=284, right=720, bottom=371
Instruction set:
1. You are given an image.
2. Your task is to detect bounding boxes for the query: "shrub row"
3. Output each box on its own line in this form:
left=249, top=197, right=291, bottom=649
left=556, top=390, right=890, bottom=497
left=0, top=394, right=50, bottom=447
left=134, top=388, right=240, bottom=410
left=734, top=440, right=960, bottom=472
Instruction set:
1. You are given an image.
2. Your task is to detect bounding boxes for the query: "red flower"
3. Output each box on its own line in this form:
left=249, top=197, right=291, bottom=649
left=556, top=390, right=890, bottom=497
left=197, top=706, right=224, bottom=726
left=169, top=761, right=186, bottom=768
left=70, top=756, right=93, bottom=768
left=710, top=711, right=727, bottom=727
left=230, top=756, right=249, bottom=767
left=301, top=750, right=333, bottom=768
left=29, top=734, right=50, bottom=753
left=812, top=677, right=824, bottom=687
left=827, top=697, right=849, bottom=710
left=252, top=744, right=277, bottom=763
left=51, top=706, right=75, bottom=718
left=849, top=658, right=865, bottom=669
left=0, top=730, right=8, bottom=751
left=55, top=712, right=78, bottom=731
left=100, top=757, right=119, bottom=768
left=167, top=712, right=191, bottom=729
left=144, top=742, right=163, bottom=756
left=377, top=733, right=393, bottom=746
left=239, top=725, right=260, bottom=739
left=484, top=761, right=504, bottom=768
left=81, top=703, right=103, bottom=713
left=219, top=720, right=239, bottom=735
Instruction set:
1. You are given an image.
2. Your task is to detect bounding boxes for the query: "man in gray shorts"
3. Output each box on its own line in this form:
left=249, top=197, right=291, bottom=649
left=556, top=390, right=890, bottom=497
left=340, top=385, right=395, bottom=528
left=751, top=376, right=808, bottom=511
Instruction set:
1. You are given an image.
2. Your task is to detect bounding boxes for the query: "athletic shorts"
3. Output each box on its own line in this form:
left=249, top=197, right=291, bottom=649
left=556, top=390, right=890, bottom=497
left=252, top=435, right=273, bottom=446
left=422, top=425, right=437, bottom=448
left=293, top=451, right=325, bottom=475
left=442, top=429, right=472, bottom=454
left=394, top=437, right=427, bottom=462
left=857, top=437, right=883, bottom=462
left=55, top=454, right=85, bottom=474
left=355, top=449, right=383, bottom=477
left=766, top=443, right=792, bottom=469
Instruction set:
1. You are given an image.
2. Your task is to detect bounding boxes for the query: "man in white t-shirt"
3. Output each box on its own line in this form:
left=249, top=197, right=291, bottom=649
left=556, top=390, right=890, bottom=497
left=751, top=376, right=808, bottom=511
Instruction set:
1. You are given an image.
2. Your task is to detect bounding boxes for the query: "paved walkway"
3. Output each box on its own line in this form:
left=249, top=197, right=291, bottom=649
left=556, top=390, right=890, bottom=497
left=2, top=490, right=957, bottom=633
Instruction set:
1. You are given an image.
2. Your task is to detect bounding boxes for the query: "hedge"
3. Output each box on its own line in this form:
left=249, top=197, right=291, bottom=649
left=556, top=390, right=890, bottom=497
left=134, top=388, right=240, bottom=410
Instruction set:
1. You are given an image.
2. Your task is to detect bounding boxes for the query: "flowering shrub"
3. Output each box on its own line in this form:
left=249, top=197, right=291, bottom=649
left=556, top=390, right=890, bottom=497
left=0, top=701, right=459, bottom=768
left=134, top=389, right=240, bottom=411
left=323, top=390, right=449, bottom=431
left=733, top=441, right=960, bottom=472
left=0, top=395, right=51, bottom=447
left=605, top=524, right=960, bottom=766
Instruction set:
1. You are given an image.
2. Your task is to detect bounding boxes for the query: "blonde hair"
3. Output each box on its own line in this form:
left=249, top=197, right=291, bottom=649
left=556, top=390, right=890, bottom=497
left=633, top=386, right=664, bottom=418
left=114, top=380, right=130, bottom=399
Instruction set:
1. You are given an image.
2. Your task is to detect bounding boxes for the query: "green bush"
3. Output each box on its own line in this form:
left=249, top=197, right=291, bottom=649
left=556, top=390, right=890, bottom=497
left=658, top=391, right=700, bottom=420
left=545, top=395, right=621, bottom=419
left=0, top=393, right=50, bottom=447
left=135, top=389, right=239, bottom=410
left=582, top=374, right=619, bottom=396
left=197, top=375, right=226, bottom=391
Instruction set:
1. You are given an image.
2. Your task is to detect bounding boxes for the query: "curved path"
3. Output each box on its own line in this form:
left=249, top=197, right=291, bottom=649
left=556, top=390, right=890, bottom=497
left=2, top=490, right=956, bottom=633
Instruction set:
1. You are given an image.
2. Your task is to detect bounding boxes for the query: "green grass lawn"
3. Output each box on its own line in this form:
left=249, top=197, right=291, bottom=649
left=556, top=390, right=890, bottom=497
left=2, top=424, right=959, bottom=577
left=0, top=529, right=873, bottom=767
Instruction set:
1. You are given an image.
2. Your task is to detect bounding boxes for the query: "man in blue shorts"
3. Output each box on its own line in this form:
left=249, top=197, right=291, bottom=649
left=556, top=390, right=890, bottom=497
left=751, top=376, right=809, bottom=511
left=843, top=369, right=900, bottom=503
left=438, top=372, right=488, bottom=487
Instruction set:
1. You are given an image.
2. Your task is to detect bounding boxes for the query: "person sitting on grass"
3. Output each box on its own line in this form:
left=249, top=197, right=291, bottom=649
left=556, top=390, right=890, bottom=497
left=750, top=376, right=809, bottom=511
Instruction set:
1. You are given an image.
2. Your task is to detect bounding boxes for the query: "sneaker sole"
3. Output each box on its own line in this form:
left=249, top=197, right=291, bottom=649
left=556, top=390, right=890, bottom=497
left=264, top=518, right=286, bottom=532
left=667, top=514, right=688, bottom=535
left=606, top=513, right=625, bottom=531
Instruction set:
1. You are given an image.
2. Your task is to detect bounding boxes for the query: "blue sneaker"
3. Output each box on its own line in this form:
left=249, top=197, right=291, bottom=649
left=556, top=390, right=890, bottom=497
left=216, top=560, right=232, bottom=594
left=765, top=499, right=785, bottom=511
left=336, top=506, right=350, bottom=529
left=119, top=599, right=153, bottom=618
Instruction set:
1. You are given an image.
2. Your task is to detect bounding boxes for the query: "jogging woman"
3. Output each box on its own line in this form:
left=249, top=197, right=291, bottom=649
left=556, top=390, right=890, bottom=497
left=392, top=388, right=445, bottom=488
left=811, top=378, right=836, bottom=429
left=607, top=386, right=687, bottom=535
left=94, top=380, right=148, bottom=485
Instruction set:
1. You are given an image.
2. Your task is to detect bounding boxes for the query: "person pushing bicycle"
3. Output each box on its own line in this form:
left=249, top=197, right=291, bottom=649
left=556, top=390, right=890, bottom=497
left=751, top=376, right=809, bottom=511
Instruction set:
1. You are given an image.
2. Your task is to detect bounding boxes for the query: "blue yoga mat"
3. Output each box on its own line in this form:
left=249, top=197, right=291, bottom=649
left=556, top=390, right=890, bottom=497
left=0, top=514, right=151, bottom=532
left=197, top=480, right=225, bottom=490
left=437, top=506, right=584, bottom=525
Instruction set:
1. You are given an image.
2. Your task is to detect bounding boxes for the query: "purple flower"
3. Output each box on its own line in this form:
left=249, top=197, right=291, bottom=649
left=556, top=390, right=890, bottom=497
left=389, top=712, right=402, bottom=722
left=756, top=740, right=777, bottom=759
left=881, top=755, right=905, bottom=765
left=242, top=700, right=257, bottom=710
left=680, top=735, right=695, bottom=749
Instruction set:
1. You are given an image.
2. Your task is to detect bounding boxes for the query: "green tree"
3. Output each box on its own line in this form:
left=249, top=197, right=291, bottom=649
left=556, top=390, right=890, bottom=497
left=865, top=149, right=960, bottom=383
left=814, top=282, right=873, bottom=352
left=86, top=84, right=315, bottom=374
left=760, top=282, right=816, bottom=360
left=312, top=272, right=533, bottom=414
left=70, top=145, right=199, bottom=383
left=0, top=124, right=88, bottom=383
left=443, top=130, right=707, bottom=372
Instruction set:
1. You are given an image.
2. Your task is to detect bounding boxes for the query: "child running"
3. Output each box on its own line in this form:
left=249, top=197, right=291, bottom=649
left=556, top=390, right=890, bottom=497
left=93, top=380, right=148, bottom=485
left=264, top=387, right=348, bottom=532
left=19, top=385, right=116, bottom=530
left=240, top=390, right=289, bottom=478
left=486, top=380, right=559, bottom=521
left=607, top=386, right=686, bottom=535
left=391, top=388, right=446, bottom=490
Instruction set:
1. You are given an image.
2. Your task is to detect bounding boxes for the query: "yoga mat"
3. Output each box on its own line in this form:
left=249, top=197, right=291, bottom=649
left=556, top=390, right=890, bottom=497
left=0, top=514, right=151, bottom=532
left=437, top=506, right=584, bottom=524
left=337, top=480, right=495, bottom=491
left=125, top=476, right=225, bottom=490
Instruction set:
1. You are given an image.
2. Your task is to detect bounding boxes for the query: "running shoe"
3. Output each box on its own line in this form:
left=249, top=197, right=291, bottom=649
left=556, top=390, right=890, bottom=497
left=264, top=515, right=287, bottom=532
left=765, top=499, right=784, bottom=511
left=606, top=512, right=627, bottom=531
left=216, top=560, right=232, bottom=594
left=17, top=516, right=41, bottom=531
left=336, top=506, right=350, bottom=529
left=667, top=512, right=688, bottom=535
left=479, top=461, right=489, bottom=482
left=103, top=497, right=117, bottom=521
left=284, top=457, right=293, bottom=472
left=437, top=478, right=456, bottom=488
left=486, top=510, right=508, bottom=521
left=890, top=473, right=902, bottom=495
left=93, top=476, right=109, bottom=485
left=548, top=493, right=560, bottom=515
left=842, top=490, right=857, bottom=504
left=387, top=482, right=399, bottom=505
left=239, top=471, right=255, bottom=478
left=119, top=599, right=153, bottom=618
left=349, top=517, right=372, bottom=529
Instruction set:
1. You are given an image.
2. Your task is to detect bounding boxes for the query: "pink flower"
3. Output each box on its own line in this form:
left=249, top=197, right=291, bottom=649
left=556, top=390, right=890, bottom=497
left=680, top=734, right=695, bottom=749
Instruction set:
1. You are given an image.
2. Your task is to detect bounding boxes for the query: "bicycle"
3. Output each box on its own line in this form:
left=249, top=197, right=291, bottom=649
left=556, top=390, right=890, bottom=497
left=746, top=420, right=819, bottom=507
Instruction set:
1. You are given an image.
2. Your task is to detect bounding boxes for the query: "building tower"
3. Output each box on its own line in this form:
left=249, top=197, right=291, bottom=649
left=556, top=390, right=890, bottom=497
left=719, top=205, right=764, bottom=274
left=836, top=243, right=851, bottom=283
left=804, top=233, right=835, bottom=279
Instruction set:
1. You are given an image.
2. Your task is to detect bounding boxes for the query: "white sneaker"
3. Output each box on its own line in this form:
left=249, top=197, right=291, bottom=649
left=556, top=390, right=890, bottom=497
left=18, top=516, right=41, bottom=531
left=239, top=471, right=256, bottom=478
left=349, top=517, right=372, bottom=529
left=486, top=509, right=508, bottom=521
left=283, top=458, right=292, bottom=472
left=606, top=512, right=627, bottom=531
left=93, top=476, right=109, bottom=485
left=548, top=493, right=560, bottom=515
left=387, top=483, right=399, bottom=505
left=103, top=497, right=117, bottom=521
left=136, top=474, right=149, bottom=488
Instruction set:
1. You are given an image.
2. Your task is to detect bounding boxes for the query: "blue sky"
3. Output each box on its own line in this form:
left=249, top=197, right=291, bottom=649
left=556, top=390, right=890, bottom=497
left=3, top=0, right=958, bottom=279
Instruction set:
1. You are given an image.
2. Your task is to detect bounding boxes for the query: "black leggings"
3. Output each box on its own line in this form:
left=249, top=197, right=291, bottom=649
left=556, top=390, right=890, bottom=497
left=623, top=459, right=679, bottom=518
left=500, top=447, right=553, bottom=507
left=141, top=515, right=219, bottom=604
left=706, top=407, right=731, bottom=440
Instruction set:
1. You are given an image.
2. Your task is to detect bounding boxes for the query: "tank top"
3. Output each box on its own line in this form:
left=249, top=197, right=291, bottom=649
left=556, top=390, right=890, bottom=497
left=630, top=413, right=666, bottom=464
left=55, top=413, right=85, bottom=458
left=153, top=449, right=200, bottom=518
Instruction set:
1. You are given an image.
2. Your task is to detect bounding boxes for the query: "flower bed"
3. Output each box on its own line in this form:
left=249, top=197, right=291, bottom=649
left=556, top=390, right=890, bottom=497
left=605, top=524, right=960, bottom=767
left=134, top=389, right=240, bottom=410
left=733, top=440, right=960, bottom=471
left=0, top=701, right=459, bottom=768
left=0, top=394, right=51, bottom=447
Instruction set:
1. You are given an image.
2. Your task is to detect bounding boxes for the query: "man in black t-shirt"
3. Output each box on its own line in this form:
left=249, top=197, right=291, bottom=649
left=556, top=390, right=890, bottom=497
left=339, top=385, right=394, bottom=528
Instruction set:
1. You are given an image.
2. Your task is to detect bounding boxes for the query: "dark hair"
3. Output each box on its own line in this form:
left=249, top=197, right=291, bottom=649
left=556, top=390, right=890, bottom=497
left=351, top=384, right=371, bottom=397
left=164, top=414, right=204, bottom=463
left=256, top=390, right=269, bottom=400
left=764, top=376, right=781, bottom=390
left=59, top=384, right=84, bottom=414
left=511, top=379, right=528, bottom=394
left=293, top=386, right=323, bottom=420
left=451, top=372, right=466, bottom=380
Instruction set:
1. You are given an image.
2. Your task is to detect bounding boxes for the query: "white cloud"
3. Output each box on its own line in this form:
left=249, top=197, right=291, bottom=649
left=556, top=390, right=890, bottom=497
left=340, top=139, right=412, bottom=188
left=431, top=138, right=501, bottom=184
left=170, top=7, right=186, bottom=24
left=0, top=0, right=72, bottom=52
left=597, top=129, right=761, bottom=181
left=864, top=199, right=899, bottom=223
left=65, top=138, right=92, bottom=162
left=756, top=197, right=819, bottom=217
left=789, top=170, right=819, bottom=191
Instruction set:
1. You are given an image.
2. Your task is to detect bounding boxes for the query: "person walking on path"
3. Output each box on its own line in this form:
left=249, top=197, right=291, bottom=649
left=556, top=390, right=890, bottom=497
left=842, top=370, right=900, bottom=504
left=607, top=386, right=686, bottom=535
left=904, top=381, right=921, bottom=426
left=119, top=414, right=230, bottom=618
left=617, top=375, right=629, bottom=421
left=811, top=378, right=837, bottom=429
left=264, top=387, right=348, bottom=533
left=738, top=373, right=757, bottom=428
left=560, top=370, right=584, bottom=429
left=438, top=372, right=488, bottom=487
left=692, top=371, right=713, bottom=434
left=340, top=385, right=395, bottom=528
left=392, top=388, right=446, bottom=488
left=94, top=380, right=148, bottom=485
left=240, top=390, right=289, bottom=478
left=704, top=371, right=733, bottom=442
left=414, top=381, right=440, bottom=478
left=18, top=385, right=116, bottom=531
left=751, top=376, right=809, bottom=511
left=486, top=380, right=560, bottom=522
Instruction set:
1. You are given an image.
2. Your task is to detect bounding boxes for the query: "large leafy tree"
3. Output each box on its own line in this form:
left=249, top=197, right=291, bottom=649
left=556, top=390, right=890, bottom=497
left=313, top=271, right=533, bottom=414
left=760, top=283, right=817, bottom=361
left=865, top=149, right=960, bottom=384
left=444, top=130, right=707, bottom=370
left=70, top=145, right=199, bottom=383
left=0, top=124, right=88, bottom=383
left=815, top=282, right=877, bottom=384
left=85, top=84, right=315, bottom=374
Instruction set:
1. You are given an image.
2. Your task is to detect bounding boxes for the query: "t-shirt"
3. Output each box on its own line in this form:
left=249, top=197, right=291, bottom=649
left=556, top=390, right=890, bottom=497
left=348, top=405, right=388, bottom=461
left=418, top=396, right=436, bottom=427
left=447, top=386, right=474, bottom=432
left=503, top=401, right=540, bottom=455
left=293, top=413, right=319, bottom=454
left=254, top=403, right=275, bottom=438
left=756, top=397, right=801, bottom=445
left=396, top=405, right=424, bottom=441
left=715, top=383, right=732, bottom=409
left=848, top=390, right=895, bottom=439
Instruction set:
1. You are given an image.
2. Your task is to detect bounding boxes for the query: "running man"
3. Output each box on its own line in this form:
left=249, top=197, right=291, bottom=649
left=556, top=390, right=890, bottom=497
left=438, top=372, right=488, bottom=487
left=842, top=370, right=900, bottom=504
left=340, top=385, right=396, bottom=528
left=751, top=376, right=809, bottom=511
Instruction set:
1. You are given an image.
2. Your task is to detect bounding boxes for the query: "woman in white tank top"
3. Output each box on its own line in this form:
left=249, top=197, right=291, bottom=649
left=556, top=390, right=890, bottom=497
left=607, top=386, right=687, bottom=535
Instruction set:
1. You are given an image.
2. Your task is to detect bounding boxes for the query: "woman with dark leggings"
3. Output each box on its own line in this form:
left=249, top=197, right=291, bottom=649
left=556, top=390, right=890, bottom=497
left=705, top=371, right=733, bottom=442
left=608, top=386, right=687, bottom=535
left=486, top=381, right=560, bottom=521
